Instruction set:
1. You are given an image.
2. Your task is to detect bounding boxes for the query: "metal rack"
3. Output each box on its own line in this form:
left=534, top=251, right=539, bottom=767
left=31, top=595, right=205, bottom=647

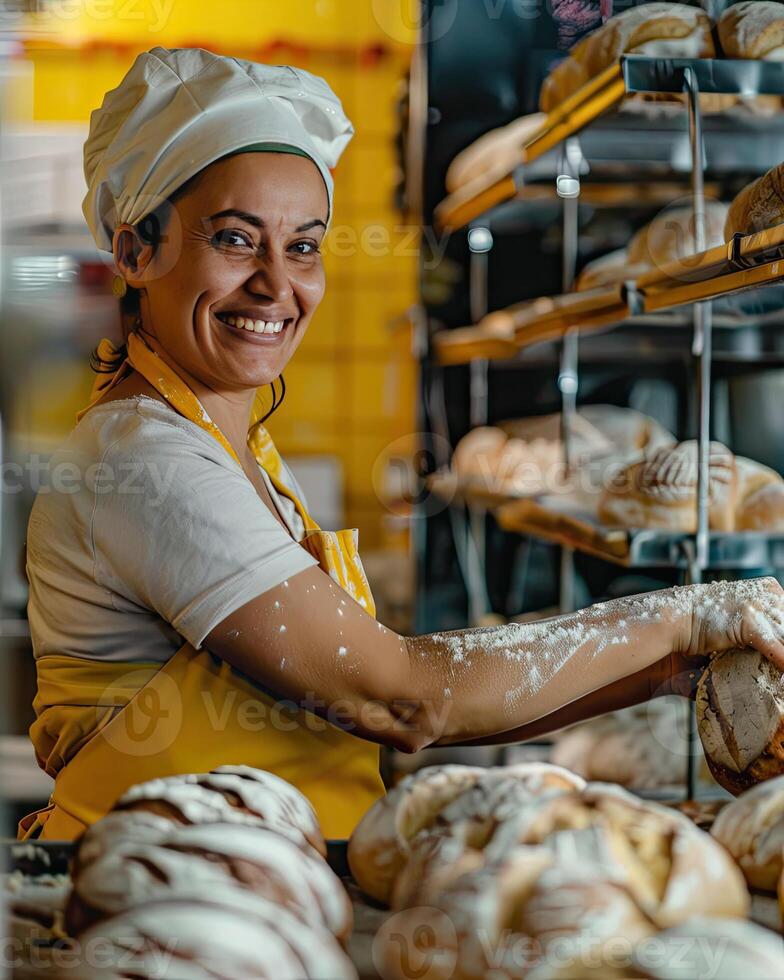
left=431, top=56, right=784, bottom=797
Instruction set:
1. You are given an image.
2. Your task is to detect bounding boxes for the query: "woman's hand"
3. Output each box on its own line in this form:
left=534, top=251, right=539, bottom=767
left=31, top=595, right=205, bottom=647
left=665, top=577, right=784, bottom=698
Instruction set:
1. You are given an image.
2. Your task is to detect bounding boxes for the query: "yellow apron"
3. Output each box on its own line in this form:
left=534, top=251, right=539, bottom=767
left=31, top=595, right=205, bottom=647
left=19, top=332, right=384, bottom=841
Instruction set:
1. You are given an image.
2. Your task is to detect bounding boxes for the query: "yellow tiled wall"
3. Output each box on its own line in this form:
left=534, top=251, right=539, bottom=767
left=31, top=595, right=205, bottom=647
left=18, top=1, right=419, bottom=548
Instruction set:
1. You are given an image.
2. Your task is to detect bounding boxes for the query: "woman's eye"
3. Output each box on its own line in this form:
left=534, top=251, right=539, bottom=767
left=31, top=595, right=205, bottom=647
left=213, top=229, right=253, bottom=248
left=290, top=240, right=320, bottom=256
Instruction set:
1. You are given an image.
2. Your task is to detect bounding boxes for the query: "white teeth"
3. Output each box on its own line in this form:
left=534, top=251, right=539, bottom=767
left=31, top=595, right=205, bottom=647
left=220, top=314, right=288, bottom=335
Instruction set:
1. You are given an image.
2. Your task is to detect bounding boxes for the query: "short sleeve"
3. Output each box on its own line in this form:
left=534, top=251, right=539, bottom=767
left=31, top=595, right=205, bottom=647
left=91, top=424, right=318, bottom=649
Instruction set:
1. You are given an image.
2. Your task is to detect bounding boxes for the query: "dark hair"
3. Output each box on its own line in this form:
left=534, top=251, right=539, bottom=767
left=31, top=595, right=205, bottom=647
left=90, top=188, right=286, bottom=425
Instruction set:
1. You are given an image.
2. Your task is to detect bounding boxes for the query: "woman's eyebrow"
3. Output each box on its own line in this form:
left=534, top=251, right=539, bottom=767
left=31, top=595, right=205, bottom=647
left=207, top=209, right=326, bottom=233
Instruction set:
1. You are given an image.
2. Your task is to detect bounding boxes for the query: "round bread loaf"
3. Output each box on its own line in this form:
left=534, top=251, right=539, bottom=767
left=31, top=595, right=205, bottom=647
left=725, top=163, right=784, bottom=238
left=736, top=482, right=784, bottom=531
left=451, top=427, right=507, bottom=480
left=115, top=765, right=325, bottom=855
left=390, top=767, right=583, bottom=908
left=711, top=774, right=784, bottom=891
left=575, top=248, right=640, bottom=291
left=697, top=648, right=784, bottom=794
left=484, top=783, right=750, bottom=927
left=379, top=846, right=656, bottom=980
left=539, top=4, right=714, bottom=113
left=539, top=48, right=590, bottom=113
left=719, top=1, right=784, bottom=59
left=445, top=112, right=546, bottom=192
left=68, top=888, right=357, bottom=979
left=598, top=440, right=738, bottom=532
left=626, top=201, right=729, bottom=273
left=347, top=762, right=582, bottom=904
left=66, top=822, right=351, bottom=941
left=581, top=3, right=715, bottom=78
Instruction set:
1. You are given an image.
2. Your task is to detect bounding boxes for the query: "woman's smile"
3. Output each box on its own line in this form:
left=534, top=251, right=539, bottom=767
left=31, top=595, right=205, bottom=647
left=213, top=309, right=296, bottom=344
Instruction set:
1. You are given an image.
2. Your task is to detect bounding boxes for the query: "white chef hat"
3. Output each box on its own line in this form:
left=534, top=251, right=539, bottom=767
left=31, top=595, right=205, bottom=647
left=83, top=46, right=353, bottom=252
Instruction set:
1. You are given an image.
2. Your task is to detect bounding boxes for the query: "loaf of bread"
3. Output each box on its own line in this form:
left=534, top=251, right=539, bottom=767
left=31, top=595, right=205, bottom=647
left=725, top=162, right=784, bottom=238
left=711, top=774, right=784, bottom=892
left=379, top=846, right=655, bottom=980
left=575, top=247, right=640, bottom=291
left=599, top=440, right=739, bottom=532
left=451, top=426, right=563, bottom=496
left=737, top=482, right=784, bottom=531
left=389, top=769, right=581, bottom=908
left=115, top=765, right=325, bottom=855
left=551, top=702, right=692, bottom=790
left=626, top=200, right=729, bottom=271
left=698, top=648, right=784, bottom=794
left=719, top=1, right=784, bottom=59
left=445, top=112, right=546, bottom=193
left=66, top=822, right=352, bottom=941
left=347, top=762, right=582, bottom=904
left=70, top=888, right=357, bottom=980
left=484, top=783, right=749, bottom=927
left=539, top=41, right=591, bottom=113
left=539, top=3, right=714, bottom=112
left=582, top=3, right=715, bottom=78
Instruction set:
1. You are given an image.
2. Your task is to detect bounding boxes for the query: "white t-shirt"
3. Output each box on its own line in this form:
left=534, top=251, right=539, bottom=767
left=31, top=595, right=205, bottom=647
left=26, top=395, right=318, bottom=664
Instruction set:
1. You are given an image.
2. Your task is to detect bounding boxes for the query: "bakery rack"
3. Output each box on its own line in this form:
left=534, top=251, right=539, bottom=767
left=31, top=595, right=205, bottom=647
left=426, top=54, right=784, bottom=797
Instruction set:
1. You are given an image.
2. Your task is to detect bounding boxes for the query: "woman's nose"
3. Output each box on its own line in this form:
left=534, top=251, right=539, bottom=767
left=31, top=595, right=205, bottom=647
left=246, top=253, right=294, bottom=303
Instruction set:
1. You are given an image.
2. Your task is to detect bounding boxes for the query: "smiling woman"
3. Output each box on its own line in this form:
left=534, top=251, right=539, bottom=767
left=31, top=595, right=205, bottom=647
left=19, top=46, right=784, bottom=844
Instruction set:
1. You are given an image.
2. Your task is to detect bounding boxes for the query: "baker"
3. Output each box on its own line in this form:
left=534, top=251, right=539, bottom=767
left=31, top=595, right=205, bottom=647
left=20, top=47, right=784, bottom=842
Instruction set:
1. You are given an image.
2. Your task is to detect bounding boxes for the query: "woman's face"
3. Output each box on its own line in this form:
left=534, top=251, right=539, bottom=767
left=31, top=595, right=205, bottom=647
left=131, top=151, right=329, bottom=391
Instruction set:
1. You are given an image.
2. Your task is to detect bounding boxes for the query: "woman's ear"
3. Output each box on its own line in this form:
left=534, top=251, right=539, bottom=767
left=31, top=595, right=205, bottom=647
left=113, top=223, right=156, bottom=287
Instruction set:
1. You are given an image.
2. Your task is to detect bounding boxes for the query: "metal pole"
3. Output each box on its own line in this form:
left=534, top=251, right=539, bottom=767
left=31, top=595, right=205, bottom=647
left=684, top=65, right=712, bottom=799
left=466, top=225, right=494, bottom=623
left=557, top=146, right=581, bottom=614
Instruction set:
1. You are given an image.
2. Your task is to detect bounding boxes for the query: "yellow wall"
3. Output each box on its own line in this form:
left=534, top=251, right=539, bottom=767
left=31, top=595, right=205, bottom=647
left=18, top=1, right=418, bottom=548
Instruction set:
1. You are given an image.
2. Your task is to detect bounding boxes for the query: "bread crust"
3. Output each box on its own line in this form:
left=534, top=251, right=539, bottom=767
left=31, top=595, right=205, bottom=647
left=598, top=441, right=738, bottom=532
left=697, top=648, right=784, bottom=795
left=725, top=163, right=784, bottom=237
left=719, top=1, right=784, bottom=59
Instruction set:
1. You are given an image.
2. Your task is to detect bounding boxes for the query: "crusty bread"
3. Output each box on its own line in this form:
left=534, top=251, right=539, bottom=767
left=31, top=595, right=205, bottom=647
left=575, top=247, right=640, bottom=291
left=115, top=766, right=326, bottom=855
left=539, top=44, right=590, bottom=113
left=582, top=3, right=715, bottom=78
left=626, top=201, right=729, bottom=271
left=711, top=774, right=784, bottom=891
left=737, top=481, right=784, bottom=531
left=347, top=762, right=582, bottom=905
left=66, top=822, right=352, bottom=942
left=484, top=783, right=749, bottom=928
left=71, top=888, right=357, bottom=980
left=445, top=112, right=546, bottom=192
left=389, top=764, right=583, bottom=908
left=598, top=440, right=738, bottom=532
left=725, top=163, right=784, bottom=238
left=539, top=4, right=714, bottom=113
left=379, top=846, right=655, bottom=980
left=697, top=648, right=784, bottom=795
left=719, top=1, right=784, bottom=59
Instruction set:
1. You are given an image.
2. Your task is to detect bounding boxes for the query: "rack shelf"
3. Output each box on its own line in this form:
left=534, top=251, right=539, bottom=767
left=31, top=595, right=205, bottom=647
left=435, top=56, right=784, bottom=232
left=494, top=496, right=784, bottom=570
left=433, top=225, right=784, bottom=366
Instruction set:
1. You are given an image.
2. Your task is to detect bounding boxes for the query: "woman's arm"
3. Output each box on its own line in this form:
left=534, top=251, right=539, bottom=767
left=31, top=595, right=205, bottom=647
left=204, top=572, right=784, bottom=753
